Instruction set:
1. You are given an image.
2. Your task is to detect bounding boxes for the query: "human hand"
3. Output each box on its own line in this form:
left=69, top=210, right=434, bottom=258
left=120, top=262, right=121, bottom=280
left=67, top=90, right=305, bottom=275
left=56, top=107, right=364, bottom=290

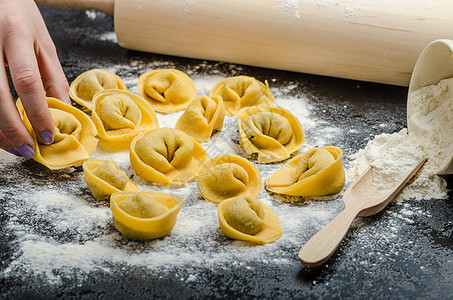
left=0, top=0, right=70, bottom=158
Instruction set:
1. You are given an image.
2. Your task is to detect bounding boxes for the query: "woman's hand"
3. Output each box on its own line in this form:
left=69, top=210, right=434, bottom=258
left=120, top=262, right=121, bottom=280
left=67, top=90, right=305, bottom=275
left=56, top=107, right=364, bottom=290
left=0, top=0, right=70, bottom=158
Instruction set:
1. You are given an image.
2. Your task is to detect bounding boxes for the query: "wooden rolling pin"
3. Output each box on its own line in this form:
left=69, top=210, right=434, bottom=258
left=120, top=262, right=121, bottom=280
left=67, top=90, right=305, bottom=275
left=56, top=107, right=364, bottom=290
left=36, top=0, right=453, bottom=86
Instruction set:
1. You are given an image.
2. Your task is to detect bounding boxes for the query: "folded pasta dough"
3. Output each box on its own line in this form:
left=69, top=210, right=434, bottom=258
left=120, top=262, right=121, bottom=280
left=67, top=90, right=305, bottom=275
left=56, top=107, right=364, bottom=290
left=69, top=69, right=126, bottom=111
left=130, top=128, right=209, bottom=185
left=217, top=194, right=283, bottom=244
left=238, top=106, right=304, bottom=163
left=16, top=97, right=98, bottom=169
left=137, top=69, right=197, bottom=113
left=110, top=190, right=184, bottom=240
left=209, top=75, right=274, bottom=116
left=197, top=155, right=261, bottom=204
left=83, top=159, right=138, bottom=200
left=92, top=89, right=159, bottom=142
left=175, top=95, right=225, bottom=142
left=265, top=146, right=345, bottom=197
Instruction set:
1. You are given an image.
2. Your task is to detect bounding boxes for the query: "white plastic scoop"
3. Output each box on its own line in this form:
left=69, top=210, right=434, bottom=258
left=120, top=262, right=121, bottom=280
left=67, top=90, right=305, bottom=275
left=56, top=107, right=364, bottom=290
left=298, top=158, right=426, bottom=268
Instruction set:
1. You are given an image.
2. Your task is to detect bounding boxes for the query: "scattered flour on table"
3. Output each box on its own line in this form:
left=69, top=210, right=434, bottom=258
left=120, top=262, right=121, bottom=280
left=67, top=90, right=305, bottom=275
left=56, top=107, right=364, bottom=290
left=0, top=71, right=344, bottom=285
left=348, top=77, right=453, bottom=200
left=2, top=65, right=450, bottom=285
left=98, top=31, right=118, bottom=43
left=85, top=10, right=98, bottom=20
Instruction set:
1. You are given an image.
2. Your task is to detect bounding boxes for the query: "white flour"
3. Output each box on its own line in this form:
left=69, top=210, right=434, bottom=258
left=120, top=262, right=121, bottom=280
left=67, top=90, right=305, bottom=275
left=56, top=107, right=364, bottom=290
left=348, top=77, right=453, bottom=200
left=407, top=77, right=453, bottom=174
left=1, top=71, right=345, bottom=284
left=2, top=56, right=450, bottom=285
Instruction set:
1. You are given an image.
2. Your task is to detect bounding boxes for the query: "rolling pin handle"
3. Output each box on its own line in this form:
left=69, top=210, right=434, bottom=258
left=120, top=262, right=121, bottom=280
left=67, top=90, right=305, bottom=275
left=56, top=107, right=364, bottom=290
left=35, top=0, right=114, bottom=15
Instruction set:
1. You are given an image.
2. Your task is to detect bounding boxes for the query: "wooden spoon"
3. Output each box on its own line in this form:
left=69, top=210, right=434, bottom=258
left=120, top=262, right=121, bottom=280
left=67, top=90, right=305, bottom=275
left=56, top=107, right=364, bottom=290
left=298, top=158, right=427, bottom=268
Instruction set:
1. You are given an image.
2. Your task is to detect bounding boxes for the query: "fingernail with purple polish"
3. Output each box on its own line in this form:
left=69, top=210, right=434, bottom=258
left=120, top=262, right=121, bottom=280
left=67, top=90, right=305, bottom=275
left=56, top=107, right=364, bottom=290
left=39, top=130, right=54, bottom=145
left=18, top=144, right=35, bottom=159
left=10, top=148, right=22, bottom=157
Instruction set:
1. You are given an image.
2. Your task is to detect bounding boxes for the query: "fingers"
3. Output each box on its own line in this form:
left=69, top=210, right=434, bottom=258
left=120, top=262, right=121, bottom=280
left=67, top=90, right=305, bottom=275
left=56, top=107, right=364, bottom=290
left=34, top=14, right=70, bottom=105
left=0, top=0, right=70, bottom=159
left=29, top=0, right=70, bottom=105
left=4, top=24, right=56, bottom=146
left=36, top=40, right=70, bottom=105
left=0, top=58, right=36, bottom=158
left=0, top=131, right=21, bottom=157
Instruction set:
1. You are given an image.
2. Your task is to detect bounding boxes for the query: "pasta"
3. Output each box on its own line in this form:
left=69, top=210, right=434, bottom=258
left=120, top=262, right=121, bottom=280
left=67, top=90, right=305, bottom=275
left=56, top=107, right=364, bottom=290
left=217, top=194, right=283, bottom=244
left=83, top=159, right=138, bottom=200
left=265, top=146, right=345, bottom=197
left=110, top=191, right=184, bottom=240
left=238, top=106, right=304, bottom=163
left=137, top=69, right=197, bottom=113
left=130, top=128, right=209, bottom=185
left=209, top=75, right=274, bottom=116
left=16, top=97, right=98, bottom=169
left=175, top=95, right=225, bottom=142
left=91, top=89, right=159, bottom=142
left=197, top=155, right=261, bottom=204
left=69, top=69, right=126, bottom=111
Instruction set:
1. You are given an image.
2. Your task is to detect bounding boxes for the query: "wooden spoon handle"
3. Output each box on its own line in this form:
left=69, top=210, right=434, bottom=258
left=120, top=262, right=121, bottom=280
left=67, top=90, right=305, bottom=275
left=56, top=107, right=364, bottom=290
left=298, top=205, right=360, bottom=267
left=35, top=0, right=114, bottom=15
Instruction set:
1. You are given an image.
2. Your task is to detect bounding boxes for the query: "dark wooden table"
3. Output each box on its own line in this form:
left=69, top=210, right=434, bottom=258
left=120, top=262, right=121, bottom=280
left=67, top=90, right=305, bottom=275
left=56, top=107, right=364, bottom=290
left=1, top=5, right=452, bottom=299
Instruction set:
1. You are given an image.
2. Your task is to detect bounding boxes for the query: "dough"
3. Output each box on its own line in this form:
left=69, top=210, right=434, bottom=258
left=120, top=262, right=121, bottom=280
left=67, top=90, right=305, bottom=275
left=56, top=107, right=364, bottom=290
left=69, top=69, right=126, bottom=111
left=137, top=69, right=197, bottom=113
left=265, top=146, right=345, bottom=197
left=238, top=106, right=304, bottom=163
left=118, top=192, right=167, bottom=218
left=16, top=97, right=98, bottom=169
left=209, top=75, right=274, bottom=116
left=197, top=155, right=261, bottom=204
left=223, top=195, right=264, bottom=235
left=91, top=89, right=159, bottom=142
left=110, top=190, right=184, bottom=240
left=83, top=159, right=138, bottom=200
left=130, top=128, right=209, bottom=185
left=217, top=194, right=283, bottom=244
left=175, top=95, right=225, bottom=142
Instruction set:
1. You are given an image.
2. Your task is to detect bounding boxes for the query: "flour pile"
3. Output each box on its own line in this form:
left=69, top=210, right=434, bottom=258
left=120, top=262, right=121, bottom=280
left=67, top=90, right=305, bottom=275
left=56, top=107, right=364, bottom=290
left=348, top=77, right=453, bottom=200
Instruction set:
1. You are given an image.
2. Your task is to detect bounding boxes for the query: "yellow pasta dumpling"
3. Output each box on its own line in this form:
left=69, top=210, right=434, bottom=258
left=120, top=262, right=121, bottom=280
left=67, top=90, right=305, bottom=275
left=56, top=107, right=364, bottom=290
left=110, top=191, right=184, bottom=240
left=209, top=75, right=274, bottom=116
left=69, top=69, right=126, bottom=111
left=197, top=155, right=261, bottom=204
left=83, top=159, right=138, bottom=200
left=217, top=194, right=283, bottom=244
left=175, top=95, right=225, bottom=142
left=91, top=89, right=159, bottom=142
left=238, top=106, right=304, bottom=163
left=130, top=128, right=209, bottom=185
left=265, top=146, right=345, bottom=197
left=16, top=97, right=98, bottom=169
left=137, top=69, right=197, bottom=113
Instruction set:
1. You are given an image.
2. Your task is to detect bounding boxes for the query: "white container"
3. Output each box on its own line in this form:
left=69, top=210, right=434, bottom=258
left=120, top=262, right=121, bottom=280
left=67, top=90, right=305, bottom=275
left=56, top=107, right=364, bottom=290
left=408, top=39, right=453, bottom=174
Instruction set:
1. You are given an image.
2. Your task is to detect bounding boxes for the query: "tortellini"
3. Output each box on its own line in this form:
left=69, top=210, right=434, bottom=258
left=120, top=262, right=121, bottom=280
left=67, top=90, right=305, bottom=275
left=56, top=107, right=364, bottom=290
left=110, top=191, right=184, bottom=240
left=130, top=128, right=209, bottom=185
left=83, top=159, right=138, bottom=200
left=16, top=97, right=98, bottom=169
left=175, top=95, right=225, bottom=142
left=69, top=69, right=127, bottom=111
left=217, top=194, right=283, bottom=244
left=197, top=155, right=261, bottom=204
left=265, top=146, right=345, bottom=197
left=238, top=106, right=304, bottom=163
left=91, top=89, right=159, bottom=142
left=138, top=69, right=197, bottom=113
left=209, top=75, right=274, bottom=116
